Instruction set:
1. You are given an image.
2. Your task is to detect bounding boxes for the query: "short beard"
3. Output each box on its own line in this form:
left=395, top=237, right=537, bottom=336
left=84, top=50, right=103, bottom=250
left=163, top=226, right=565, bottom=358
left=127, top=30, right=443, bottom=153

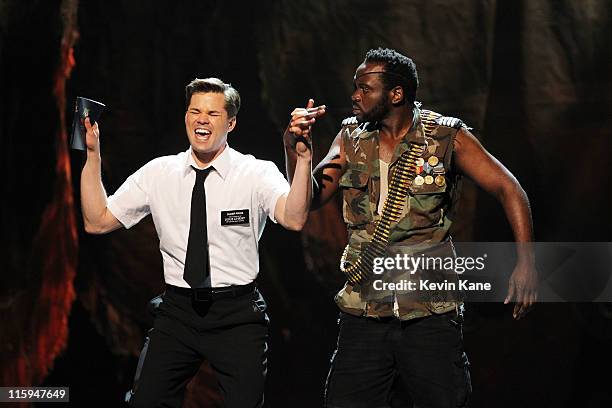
left=361, top=93, right=390, bottom=124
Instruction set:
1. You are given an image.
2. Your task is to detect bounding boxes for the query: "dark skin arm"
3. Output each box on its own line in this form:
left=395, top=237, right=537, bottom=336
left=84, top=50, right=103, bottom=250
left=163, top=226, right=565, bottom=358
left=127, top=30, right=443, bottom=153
left=454, top=128, right=538, bottom=319
left=311, top=132, right=347, bottom=209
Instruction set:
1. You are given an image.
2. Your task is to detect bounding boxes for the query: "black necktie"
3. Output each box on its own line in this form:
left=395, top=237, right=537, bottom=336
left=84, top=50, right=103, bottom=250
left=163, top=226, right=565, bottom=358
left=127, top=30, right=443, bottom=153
left=184, top=166, right=213, bottom=287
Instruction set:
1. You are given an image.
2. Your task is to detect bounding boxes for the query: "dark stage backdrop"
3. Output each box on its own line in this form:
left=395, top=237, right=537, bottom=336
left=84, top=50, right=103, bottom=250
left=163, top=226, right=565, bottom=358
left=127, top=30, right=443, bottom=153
left=1, top=1, right=612, bottom=407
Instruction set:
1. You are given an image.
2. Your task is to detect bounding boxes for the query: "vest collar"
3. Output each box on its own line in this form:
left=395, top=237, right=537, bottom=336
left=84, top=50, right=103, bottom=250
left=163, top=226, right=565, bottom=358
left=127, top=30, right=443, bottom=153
left=357, top=102, right=424, bottom=144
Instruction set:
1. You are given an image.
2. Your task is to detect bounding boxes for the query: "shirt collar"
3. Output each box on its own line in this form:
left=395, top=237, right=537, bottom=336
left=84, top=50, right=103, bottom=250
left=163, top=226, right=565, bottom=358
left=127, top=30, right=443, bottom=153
left=184, top=144, right=232, bottom=180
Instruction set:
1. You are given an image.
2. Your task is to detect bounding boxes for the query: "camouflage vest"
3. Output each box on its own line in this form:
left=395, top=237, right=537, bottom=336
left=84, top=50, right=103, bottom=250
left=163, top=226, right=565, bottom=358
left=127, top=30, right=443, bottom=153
left=335, top=106, right=465, bottom=320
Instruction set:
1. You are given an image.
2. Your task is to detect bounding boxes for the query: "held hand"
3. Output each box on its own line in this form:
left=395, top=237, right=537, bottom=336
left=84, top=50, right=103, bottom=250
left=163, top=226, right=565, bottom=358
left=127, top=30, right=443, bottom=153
left=83, top=116, right=101, bottom=154
left=284, top=98, right=326, bottom=160
left=504, top=261, right=538, bottom=320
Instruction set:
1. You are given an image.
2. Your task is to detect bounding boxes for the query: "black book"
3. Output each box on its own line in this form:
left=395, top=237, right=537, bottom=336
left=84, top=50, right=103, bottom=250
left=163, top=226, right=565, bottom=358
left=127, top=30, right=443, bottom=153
left=70, top=96, right=105, bottom=150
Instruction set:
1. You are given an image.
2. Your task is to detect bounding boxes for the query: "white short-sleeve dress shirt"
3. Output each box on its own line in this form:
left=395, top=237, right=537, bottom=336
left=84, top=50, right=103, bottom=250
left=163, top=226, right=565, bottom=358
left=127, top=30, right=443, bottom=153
left=107, top=145, right=290, bottom=288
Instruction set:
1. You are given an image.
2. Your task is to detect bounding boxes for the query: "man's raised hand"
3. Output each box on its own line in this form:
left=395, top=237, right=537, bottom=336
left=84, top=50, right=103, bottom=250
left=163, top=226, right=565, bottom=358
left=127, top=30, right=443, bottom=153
left=83, top=116, right=101, bottom=154
left=285, top=98, right=326, bottom=159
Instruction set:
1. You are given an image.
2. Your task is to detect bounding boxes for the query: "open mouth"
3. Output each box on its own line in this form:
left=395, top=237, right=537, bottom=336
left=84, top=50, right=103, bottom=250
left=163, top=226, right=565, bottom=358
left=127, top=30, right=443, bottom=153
left=194, top=128, right=212, bottom=140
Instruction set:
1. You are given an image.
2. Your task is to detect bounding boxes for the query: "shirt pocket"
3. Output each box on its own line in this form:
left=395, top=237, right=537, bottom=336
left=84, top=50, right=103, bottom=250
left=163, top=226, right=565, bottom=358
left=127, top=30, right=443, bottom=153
left=339, top=164, right=372, bottom=227
left=405, top=180, right=448, bottom=230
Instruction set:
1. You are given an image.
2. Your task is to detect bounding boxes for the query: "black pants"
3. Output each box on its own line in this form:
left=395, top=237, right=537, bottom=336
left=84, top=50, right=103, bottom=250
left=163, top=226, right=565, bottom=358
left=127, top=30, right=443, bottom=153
left=127, top=288, right=269, bottom=408
left=324, top=312, right=471, bottom=408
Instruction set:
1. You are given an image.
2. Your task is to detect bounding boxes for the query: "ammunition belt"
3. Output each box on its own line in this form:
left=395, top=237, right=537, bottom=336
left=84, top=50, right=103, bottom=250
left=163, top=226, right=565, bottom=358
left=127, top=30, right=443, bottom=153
left=340, top=142, right=426, bottom=285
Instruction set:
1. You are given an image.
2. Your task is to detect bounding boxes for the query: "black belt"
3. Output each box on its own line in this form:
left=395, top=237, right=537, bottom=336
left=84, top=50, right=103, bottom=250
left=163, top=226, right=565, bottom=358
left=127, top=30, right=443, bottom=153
left=165, top=282, right=255, bottom=302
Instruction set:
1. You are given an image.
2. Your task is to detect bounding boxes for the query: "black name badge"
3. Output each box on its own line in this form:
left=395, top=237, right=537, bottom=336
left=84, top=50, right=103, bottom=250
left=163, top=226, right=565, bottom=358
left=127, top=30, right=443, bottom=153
left=221, top=209, right=250, bottom=226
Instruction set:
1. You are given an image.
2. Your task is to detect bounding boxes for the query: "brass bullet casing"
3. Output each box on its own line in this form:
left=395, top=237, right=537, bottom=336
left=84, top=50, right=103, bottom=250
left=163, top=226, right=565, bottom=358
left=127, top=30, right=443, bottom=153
left=427, top=156, right=439, bottom=166
left=424, top=175, right=434, bottom=184
left=434, top=175, right=446, bottom=186
left=341, top=141, right=426, bottom=285
left=416, top=158, right=425, bottom=167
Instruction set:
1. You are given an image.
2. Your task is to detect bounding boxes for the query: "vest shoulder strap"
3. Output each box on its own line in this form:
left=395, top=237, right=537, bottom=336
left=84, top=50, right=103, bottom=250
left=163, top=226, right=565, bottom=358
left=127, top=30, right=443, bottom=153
left=437, top=115, right=464, bottom=129
left=341, top=116, right=358, bottom=127
left=340, top=117, right=366, bottom=155
left=421, top=109, right=465, bottom=132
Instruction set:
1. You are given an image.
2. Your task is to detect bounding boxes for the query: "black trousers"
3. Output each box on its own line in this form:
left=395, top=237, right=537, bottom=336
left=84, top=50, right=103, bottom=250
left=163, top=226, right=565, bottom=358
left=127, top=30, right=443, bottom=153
left=324, top=312, right=471, bottom=408
left=127, top=288, right=269, bottom=408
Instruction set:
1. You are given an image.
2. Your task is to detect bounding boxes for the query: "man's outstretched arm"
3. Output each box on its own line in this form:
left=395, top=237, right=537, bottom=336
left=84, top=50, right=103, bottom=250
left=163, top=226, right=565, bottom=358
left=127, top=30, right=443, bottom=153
left=81, top=117, right=122, bottom=234
left=283, top=101, right=347, bottom=211
left=275, top=99, right=324, bottom=230
left=454, top=128, right=538, bottom=319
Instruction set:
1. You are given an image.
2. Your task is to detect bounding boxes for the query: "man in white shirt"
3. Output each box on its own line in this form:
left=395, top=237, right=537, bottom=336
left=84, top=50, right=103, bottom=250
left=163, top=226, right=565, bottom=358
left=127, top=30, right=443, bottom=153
left=80, top=77, right=324, bottom=407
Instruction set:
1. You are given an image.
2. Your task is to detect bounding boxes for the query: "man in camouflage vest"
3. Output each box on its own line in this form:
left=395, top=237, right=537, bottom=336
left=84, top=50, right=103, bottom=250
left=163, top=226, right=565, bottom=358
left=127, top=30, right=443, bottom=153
left=284, top=48, right=538, bottom=408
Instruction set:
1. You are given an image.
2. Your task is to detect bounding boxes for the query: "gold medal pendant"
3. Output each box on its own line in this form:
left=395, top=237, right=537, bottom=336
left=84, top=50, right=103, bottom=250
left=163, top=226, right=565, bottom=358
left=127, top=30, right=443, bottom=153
left=414, top=175, right=425, bottom=186
left=427, top=156, right=439, bottom=166
left=434, top=175, right=446, bottom=186
left=424, top=175, right=434, bottom=185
